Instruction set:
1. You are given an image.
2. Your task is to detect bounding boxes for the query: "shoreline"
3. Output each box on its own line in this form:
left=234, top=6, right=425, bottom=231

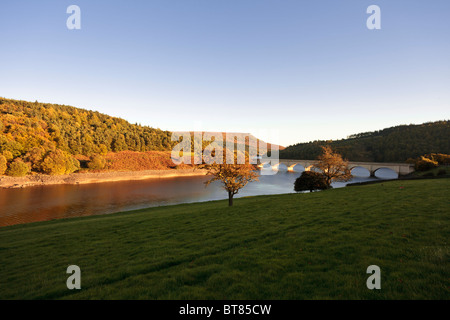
left=0, top=168, right=209, bottom=189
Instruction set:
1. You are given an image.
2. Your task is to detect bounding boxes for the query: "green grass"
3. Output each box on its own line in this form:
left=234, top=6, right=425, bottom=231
left=0, top=178, right=449, bottom=299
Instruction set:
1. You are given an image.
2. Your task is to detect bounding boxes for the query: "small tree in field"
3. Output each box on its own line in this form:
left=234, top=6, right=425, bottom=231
left=205, top=164, right=258, bottom=206
left=294, top=171, right=329, bottom=193
left=314, top=146, right=352, bottom=187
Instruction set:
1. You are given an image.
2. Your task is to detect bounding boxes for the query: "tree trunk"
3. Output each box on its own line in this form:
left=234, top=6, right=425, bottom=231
left=228, top=192, right=233, bottom=206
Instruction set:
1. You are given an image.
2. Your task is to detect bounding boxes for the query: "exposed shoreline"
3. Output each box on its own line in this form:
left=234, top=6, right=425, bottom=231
left=0, top=168, right=209, bottom=189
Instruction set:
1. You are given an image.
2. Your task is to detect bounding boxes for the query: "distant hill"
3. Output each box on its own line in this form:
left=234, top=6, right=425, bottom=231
left=173, top=131, right=285, bottom=156
left=280, top=121, right=450, bottom=162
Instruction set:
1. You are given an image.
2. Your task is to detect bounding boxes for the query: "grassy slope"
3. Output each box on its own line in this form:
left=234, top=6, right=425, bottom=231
left=0, top=179, right=449, bottom=300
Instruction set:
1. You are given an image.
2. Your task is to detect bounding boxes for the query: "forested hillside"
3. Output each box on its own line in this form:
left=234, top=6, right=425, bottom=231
left=2, top=97, right=448, bottom=176
left=280, top=121, right=450, bottom=162
left=0, top=98, right=277, bottom=176
left=0, top=98, right=175, bottom=157
left=0, top=98, right=177, bottom=175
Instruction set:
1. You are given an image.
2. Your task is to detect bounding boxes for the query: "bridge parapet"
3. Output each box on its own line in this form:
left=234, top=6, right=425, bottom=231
left=262, top=159, right=415, bottom=176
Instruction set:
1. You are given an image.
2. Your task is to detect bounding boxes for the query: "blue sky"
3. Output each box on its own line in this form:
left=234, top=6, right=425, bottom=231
left=1, top=0, right=449, bottom=146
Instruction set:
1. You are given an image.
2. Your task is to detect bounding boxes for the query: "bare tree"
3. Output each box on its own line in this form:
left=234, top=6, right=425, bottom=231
left=205, top=164, right=258, bottom=206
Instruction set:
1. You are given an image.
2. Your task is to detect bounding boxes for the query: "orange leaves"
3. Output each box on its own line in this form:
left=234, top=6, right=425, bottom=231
left=104, top=151, right=180, bottom=171
left=314, top=145, right=352, bottom=186
left=205, top=164, right=259, bottom=195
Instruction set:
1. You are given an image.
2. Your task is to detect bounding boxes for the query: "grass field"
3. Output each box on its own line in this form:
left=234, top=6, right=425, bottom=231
left=0, top=178, right=449, bottom=299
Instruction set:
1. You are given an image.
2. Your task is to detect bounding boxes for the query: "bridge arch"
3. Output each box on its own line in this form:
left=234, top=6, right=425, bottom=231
left=372, top=167, right=398, bottom=179
left=306, top=165, right=320, bottom=172
left=288, top=164, right=305, bottom=172
left=350, top=166, right=371, bottom=177
left=260, top=162, right=272, bottom=169
left=261, top=159, right=414, bottom=176
left=273, top=163, right=288, bottom=171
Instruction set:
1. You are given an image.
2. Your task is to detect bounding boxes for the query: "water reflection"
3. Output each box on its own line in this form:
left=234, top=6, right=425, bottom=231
left=0, top=169, right=397, bottom=227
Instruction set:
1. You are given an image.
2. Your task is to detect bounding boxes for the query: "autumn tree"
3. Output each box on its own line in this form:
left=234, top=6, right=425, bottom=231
left=41, top=149, right=79, bottom=175
left=0, top=154, right=7, bottom=175
left=294, top=171, right=329, bottom=193
left=6, top=159, right=30, bottom=177
left=427, top=153, right=450, bottom=165
left=414, top=156, right=438, bottom=171
left=205, top=164, right=258, bottom=206
left=24, top=147, right=46, bottom=172
left=313, top=145, right=352, bottom=187
left=88, top=154, right=107, bottom=170
left=2, top=150, right=13, bottom=162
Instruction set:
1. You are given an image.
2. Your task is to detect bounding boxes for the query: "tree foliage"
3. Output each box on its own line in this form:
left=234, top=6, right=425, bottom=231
left=280, top=121, right=450, bottom=162
left=40, top=149, right=80, bottom=175
left=205, top=164, right=259, bottom=206
left=413, top=156, right=439, bottom=171
left=421, top=153, right=450, bottom=166
left=0, top=98, right=176, bottom=176
left=294, top=171, right=329, bottom=193
left=314, top=146, right=352, bottom=187
left=0, top=154, right=6, bottom=175
left=24, top=147, right=46, bottom=171
left=406, top=153, right=449, bottom=171
left=6, top=159, right=30, bottom=177
left=2, top=150, right=13, bottom=161
left=88, top=154, right=107, bottom=170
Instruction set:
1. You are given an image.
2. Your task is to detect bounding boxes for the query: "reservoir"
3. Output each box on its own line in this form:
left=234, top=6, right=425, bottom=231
left=0, top=168, right=397, bottom=227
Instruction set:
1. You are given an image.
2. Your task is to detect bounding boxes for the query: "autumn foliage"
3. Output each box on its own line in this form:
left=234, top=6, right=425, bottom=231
left=0, top=155, right=7, bottom=175
left=407, top=153, right=450, bottom=171
left=6, top=159, right=30, bottom=177
left=87, top=154, right=107, bottom=170
left=40, top=149, right=80, bottom=175
left=103, top=151, right=183, bottom=171
left=205, top=164, right=259, bottom=206
left=313, top=146, right=352, bottom=187
left=0, top=98, right=176, bottom=176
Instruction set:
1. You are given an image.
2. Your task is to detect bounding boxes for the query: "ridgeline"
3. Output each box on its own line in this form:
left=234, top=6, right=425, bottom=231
left=280, top=121, right=450, bottom=162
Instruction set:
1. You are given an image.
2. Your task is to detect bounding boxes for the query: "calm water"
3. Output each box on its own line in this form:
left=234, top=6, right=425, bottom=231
left=0, top=168, right=397, bottom=227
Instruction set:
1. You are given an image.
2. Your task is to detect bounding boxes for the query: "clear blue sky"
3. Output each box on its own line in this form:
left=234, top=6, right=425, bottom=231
left=1, top=0, right=449, bottom=146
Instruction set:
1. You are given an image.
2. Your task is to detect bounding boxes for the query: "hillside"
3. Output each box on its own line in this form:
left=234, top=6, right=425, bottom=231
left=0, top=98, right=277, bottom=176
left=0, top=98, right=176, bottom=157
left=174, top=131, right=285, bottom=159
left=280, top=121, right=450, bottom=162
